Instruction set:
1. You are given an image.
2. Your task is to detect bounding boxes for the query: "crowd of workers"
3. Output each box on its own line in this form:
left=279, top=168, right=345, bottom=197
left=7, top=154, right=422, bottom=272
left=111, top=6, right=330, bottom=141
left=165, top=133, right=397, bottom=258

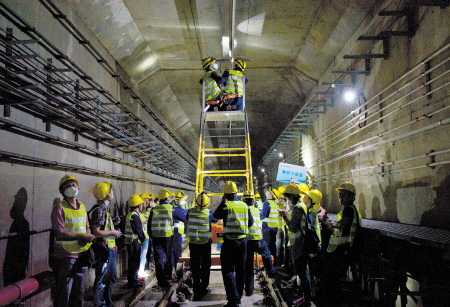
left=200, top=57, right=248, bottom=111
left=51, top=174, right=360, bottom=307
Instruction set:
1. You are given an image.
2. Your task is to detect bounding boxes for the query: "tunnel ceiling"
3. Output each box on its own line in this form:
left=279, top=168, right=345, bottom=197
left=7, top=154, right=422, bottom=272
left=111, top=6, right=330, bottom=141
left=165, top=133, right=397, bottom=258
left=67, top=0, right=379, bottom=171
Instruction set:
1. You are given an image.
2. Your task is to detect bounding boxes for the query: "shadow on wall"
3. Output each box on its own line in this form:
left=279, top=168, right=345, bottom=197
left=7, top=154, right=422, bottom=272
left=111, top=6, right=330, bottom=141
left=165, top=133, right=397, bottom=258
left=420, top=173, right=450, bottom=230
left=2, top=187, right=30, bottom=286
left=371, top=196, right=381, bottom=220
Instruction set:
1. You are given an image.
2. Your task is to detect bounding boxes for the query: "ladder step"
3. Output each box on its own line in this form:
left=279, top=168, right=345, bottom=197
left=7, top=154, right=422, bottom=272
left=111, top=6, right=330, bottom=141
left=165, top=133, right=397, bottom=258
left=203, top=148, right=246, bottom=151
left=204, top=154, right=246, bottom=157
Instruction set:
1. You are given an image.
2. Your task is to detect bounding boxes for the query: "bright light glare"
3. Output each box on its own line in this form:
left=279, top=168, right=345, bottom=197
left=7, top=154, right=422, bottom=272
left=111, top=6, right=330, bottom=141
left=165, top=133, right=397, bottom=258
left=344, top=91, right=356, bottom=102
left=262, top=168, right=265, bottom=172
left=279, top=152, right=283, bottom=157
left=222, top=37, right=238, bottom=57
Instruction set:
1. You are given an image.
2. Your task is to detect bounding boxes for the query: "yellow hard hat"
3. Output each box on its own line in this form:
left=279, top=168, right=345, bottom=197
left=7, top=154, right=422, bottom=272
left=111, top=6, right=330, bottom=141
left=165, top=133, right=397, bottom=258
left=336, top=182, right=356, bottom=195
left=196, top=192, right=210, bottom=208
left=140, top=193, right=151, bottom=200
left=148, top=193, right=155, bottom=199
left=284, top=183, right=300, bottom=195
left=93, top=182, right=111, bottom=200
left=59, top=175, right=79, bottom=189
left=270, top=188, right=283, bottom=200
left=175, top=190, right=188, bottom=199
left=128, top=194, right=144, bottom=207
left=223, top=181, right=238, bottom=194
left=243, top=190, right=255, bottom=199
left=235, top=59, right=246, bottom=71
left=255, top=192, right=261, bottom=198
left=306, top=190, right=322, bottom=206
left=169, top=191, right=175, bottom=197
left=158, top=189, right=172, bottom=200
left=298, top=183, right=309, bottom=194
left=202, top=57, right=216, bottom=70
left=278, top=186, right=286, bottom=194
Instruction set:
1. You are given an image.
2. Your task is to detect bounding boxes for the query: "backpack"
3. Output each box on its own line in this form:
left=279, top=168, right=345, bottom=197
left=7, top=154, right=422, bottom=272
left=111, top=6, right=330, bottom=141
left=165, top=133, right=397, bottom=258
left=299, top=208, right=320, bottom=254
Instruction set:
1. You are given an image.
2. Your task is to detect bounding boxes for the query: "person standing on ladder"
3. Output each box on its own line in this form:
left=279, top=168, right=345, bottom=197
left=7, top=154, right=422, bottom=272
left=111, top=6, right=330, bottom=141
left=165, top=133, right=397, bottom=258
left=171, top=190, right=188, bottom=274
left=213, top=181, right=254, bottom=307
left=124, top=195, right=146, bottom=288
left=222, top=59, right=248, bottom=111
left=187, top=192, right=219, bottom=300
left=242, top=190, right=275, bottom=296
left=200, top=57, right=226, bottom=112
left=262, top=188, right=282, bottom=265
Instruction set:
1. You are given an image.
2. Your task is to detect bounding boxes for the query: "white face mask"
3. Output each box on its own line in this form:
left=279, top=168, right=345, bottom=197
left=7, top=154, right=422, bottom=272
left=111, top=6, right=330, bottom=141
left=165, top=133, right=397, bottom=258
left=64, top=187, right=78, bottom=198
left=179, top=200, right=187, bottom=206
left=213, top=63, right=218, bottom=70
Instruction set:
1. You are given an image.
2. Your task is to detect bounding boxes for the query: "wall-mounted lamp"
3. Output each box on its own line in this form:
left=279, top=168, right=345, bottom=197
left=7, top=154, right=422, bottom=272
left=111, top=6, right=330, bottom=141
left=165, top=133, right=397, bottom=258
left=344, top=90, right=356, bottom=102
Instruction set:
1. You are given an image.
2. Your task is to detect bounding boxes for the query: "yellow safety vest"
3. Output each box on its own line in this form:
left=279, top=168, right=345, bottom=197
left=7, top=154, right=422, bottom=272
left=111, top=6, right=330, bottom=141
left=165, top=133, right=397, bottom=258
left=248, top=206, right=262, bottom=241
left=288, top=202, right=308, bottom=246
left=309, top=210, right=322, bottom=247
left=56, top=200, right=92, bottom=253
left=187, top=207, right=211, bottom=244
left=203, top=71, right=221, bottom=101
left=223, top=70, right=244, bottom=96
left=141, top=212, right=150, bottom=239
left=223, top=201, right=249, bottom=240
left=151, top=204, right=174, bottom=238
left=263, top=200, right=279, bottom=228
left=327, top=205, right=361, bottom=253
left=125, top=211, right=142, bottom=244
left=91, top=205, right=116, bottom=249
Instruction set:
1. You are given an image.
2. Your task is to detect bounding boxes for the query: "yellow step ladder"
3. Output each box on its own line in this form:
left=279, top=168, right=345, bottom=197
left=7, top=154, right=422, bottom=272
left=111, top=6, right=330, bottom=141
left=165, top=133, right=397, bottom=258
left=196, top=80, right=254, bottom=197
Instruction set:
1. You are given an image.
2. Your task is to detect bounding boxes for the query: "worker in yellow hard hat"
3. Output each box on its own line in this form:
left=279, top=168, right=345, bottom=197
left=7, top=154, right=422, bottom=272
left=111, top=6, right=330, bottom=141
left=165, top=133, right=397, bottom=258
left=138, top=193, right=151, bottom=279
left=171, top=190, right=189, bottom=275
left=242, top=190, right=275, bottom=296
left=222, top=59, right=248, bottom=111
left=322, top=182, right=361, bottom=306
left=200, top=57, right=226, bottom=112
left=255, top=192, right=263, bottom=212
left=51, top=175, right=95, bottom=307
left=90, top=182, right=122, bottom=305
left=148, top=189, right=187, bottom=290
left=124, top=194, right=146, bottom=288
left=278, top=183, right=314, bottom=306
left=213, top=181, right=254, bottom=306
left=186, top=192, right=219, bottom=300
left=261, top=188, right=283, bottom=265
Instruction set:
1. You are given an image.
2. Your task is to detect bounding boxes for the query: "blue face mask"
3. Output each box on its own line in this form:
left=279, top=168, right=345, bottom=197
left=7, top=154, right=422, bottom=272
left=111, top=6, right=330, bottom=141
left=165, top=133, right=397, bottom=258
left=213, top=63, right=218, bottom=70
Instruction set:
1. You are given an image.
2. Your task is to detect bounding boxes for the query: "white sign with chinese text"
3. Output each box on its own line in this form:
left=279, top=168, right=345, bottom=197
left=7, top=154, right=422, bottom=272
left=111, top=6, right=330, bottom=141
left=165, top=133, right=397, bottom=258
left=276, top=162, right=307, bottom=184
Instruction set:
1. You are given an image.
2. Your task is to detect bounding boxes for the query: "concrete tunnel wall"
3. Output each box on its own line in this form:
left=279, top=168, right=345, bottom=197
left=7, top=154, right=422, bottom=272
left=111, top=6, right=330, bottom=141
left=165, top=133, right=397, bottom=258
left=0, top=0, right=196, bottom=304
left=263, top=4, right=450, bottom=229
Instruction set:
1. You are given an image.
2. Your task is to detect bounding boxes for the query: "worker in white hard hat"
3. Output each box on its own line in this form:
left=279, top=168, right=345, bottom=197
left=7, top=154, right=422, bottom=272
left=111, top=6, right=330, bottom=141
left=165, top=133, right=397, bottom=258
left=322, top=182, right=361, bottom=306
left=51, top=175, right=95, bottom=307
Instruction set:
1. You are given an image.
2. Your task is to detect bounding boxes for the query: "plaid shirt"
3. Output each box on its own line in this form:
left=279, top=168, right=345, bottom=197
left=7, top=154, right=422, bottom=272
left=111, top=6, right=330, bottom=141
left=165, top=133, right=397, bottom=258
left=90, top=202, right=107, bottom=227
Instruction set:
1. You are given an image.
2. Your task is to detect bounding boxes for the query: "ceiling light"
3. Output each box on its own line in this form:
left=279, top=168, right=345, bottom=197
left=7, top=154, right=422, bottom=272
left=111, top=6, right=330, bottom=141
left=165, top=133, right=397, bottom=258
left=262, top=168, right=265, bottom=172
left=279, top=152, right=283, bottom=157
left=344, top=90, right=356, bottom=102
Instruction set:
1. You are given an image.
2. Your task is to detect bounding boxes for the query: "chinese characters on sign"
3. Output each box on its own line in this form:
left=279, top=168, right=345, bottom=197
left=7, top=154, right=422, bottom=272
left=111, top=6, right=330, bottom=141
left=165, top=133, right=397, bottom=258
left=275, top=162, right=308, bottom=184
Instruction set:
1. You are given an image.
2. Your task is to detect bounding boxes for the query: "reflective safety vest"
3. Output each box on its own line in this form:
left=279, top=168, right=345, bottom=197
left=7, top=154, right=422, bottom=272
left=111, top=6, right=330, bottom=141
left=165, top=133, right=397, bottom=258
left=327, top=205, right=361, bottom=253
left=248, top=206, right=262, bottom=241
left=255, top=200, right=263, bottom=208
left=56, top=200, right=92, bottom=253
left=203, top=71, right=221, bottom=101
left=309, top=210, right=321, bottom=248
left=151, top=204, right=174, bottom=238
left=141, top=212, right=150, bottom=239
left=223, top=70, right=244, bottom=96
left=223, top=201, right=249, bottom=240
left=174, top=220, right=185, bottom=235
left=125, top=211, right=142, bottom=244
left=263, top=200, right=279, bottom=228
left=187, top=207, right=211, bottom=244
left=91, top=205, right=116, bottom=249
left=278, top=201, right=286, bottom=230
left=288, top=202, right=308, bottom=246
